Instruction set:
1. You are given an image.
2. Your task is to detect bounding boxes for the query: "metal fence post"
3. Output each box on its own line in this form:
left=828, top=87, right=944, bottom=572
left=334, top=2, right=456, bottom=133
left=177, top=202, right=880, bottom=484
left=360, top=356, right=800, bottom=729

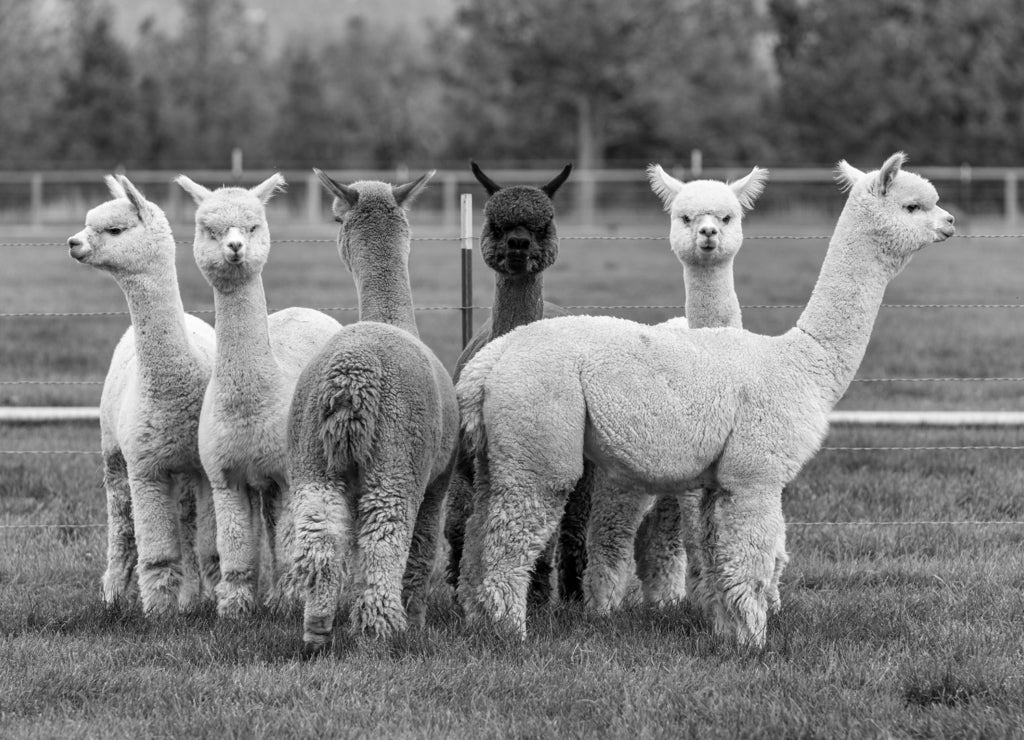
left=30, top=173, right=43, bottom=228
left=461, top=193, right=473, bottom=348
left=1005, top=171, right=1019, bottom=231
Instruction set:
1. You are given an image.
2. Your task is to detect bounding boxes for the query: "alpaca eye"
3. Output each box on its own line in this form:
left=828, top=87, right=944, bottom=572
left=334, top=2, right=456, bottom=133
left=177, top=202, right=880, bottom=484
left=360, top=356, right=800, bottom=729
left=905, top=204, right=920, bottom=213
left=681, top=215, right=691, bottom=225
left=249, top=225, right=258, bottom=234
left=722, top=215, right=732, bottom=224
left=106, top=227, right=123, bottom=235
left=333, top=216, right=344, bottom=224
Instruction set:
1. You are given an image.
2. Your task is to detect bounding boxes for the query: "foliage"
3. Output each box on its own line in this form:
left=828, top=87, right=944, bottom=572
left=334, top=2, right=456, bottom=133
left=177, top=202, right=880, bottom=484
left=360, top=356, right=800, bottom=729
left=2, top=0, right=1024, bottom=168
left=770, top=0, right=1024, bottom=164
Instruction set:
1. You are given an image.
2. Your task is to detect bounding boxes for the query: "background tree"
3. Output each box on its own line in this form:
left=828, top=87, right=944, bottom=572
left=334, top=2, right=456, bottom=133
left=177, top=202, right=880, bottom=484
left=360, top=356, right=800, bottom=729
left=770, top=0, right=1024, bottom=165
left=0, top=0, right=62, bottom=167
left=439, top=0, right=776, bottom=168
left=46, top=0, right=143, bottom=167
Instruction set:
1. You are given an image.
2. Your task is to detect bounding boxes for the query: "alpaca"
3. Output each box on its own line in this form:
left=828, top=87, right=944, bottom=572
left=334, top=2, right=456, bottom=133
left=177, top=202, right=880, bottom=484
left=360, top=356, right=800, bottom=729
left=587, top=163, right=769, bottom=613
left=444, top=161, right=586, bottom=603
left=67, top=175, right=218, bottom=614
left=175, top=173, right=343, bottom=617
left=456, top=153, right=954, bottom=647
left=288, top=169, right=459, bottom=652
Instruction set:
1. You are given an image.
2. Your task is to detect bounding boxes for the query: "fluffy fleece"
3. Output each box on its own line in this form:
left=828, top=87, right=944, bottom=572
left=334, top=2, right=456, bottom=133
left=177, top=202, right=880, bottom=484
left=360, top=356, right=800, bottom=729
left=287, top=170, right=459, bottom=653
left=456, top=153, right=954, bottom=647
left=175, top=173, right=342, bottom=617
left=445, top=161, right=588, bottom=603
left=67, top=175, right=218, bottom=614
left=587, top=164, right=769, bottom=612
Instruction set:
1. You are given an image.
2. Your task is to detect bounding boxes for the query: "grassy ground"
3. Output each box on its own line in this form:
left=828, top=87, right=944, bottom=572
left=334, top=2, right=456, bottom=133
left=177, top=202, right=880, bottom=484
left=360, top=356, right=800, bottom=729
left=2, top=212, right=1024, bottom=736
left=2, top=423, right=1024, bottom=737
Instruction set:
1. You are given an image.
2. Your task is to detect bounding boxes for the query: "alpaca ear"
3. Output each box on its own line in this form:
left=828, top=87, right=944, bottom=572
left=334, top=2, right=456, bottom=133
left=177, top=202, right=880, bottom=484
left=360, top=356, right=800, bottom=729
left=877, top=151, right=907, bottom=196
left=117, top=175, right=150, bottom=223
left=251, top=172, right=286, bottom=204
left=471, top=161, right=502, bottom=196
left=175, top=174, right=214, bottom=205
left=393, top=170, right=435, bottom=208
left=729, top=166, right=769, bottom=211
left=314, top=167, right=359, bottom=211
left=833, top=160, right=865, bottom=193
left=105, top=174, right=126, bottom=200
left=647, top=164, right=683, bottom=212
left=541, top=163, right=572, bottom=198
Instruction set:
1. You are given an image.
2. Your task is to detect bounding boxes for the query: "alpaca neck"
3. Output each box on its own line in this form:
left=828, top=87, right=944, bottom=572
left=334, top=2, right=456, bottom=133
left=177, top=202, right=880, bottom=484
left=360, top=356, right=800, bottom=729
left=684, top=261, right=741, bottom=329
left=795, top=209, right=892, bottom=406
left=211, top=279, right=279, bottom=390
left=353, top=258, right=419, bottom=337
left=490, top=273, right=545, bottom=338
left=117, top=267, right=196, bottom=388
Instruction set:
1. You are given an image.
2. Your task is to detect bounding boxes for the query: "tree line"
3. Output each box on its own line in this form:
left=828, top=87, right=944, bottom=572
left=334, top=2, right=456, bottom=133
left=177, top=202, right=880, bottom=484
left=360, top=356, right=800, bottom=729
left=2, top=0, right=1023, bottom=171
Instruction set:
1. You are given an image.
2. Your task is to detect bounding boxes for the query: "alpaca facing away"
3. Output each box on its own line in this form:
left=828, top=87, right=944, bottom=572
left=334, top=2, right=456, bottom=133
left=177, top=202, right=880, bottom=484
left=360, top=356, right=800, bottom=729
left=444, top=161, right=588, bottom=604
left=457, top=153, right=954, bottom=647
left=67, top=175, right=218, bottom=614
left=586, top=163, right=769, bottom=613
left=288, top=169, right=458, bottom=653
left=176, top=173, right=342, bottom=617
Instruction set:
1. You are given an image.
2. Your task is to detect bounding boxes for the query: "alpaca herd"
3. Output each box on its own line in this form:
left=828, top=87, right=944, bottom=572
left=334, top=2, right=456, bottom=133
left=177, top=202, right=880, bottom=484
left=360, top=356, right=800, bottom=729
left=67, top=152, right=954, bottom=652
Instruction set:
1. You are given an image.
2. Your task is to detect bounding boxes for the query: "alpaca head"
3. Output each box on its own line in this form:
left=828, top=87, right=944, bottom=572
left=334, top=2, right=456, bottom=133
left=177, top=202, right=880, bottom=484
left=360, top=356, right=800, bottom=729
left=67, top=175, right=174, bottom=276
left=314, top=168, right=433, bottom=274
left=648, top=164, right=768, bottom=270
left=834, top=152, right=956, bottom=275
left=472, top=161, right=572, bottom=277
left=175, top=173, right=285, bottom=293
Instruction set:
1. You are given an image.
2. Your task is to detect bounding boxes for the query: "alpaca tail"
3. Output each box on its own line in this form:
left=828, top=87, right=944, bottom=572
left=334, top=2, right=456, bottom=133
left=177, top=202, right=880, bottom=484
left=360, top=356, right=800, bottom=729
left=455, top=334, right=512, bottom=459
left=315, top=352, right=383, bottom=474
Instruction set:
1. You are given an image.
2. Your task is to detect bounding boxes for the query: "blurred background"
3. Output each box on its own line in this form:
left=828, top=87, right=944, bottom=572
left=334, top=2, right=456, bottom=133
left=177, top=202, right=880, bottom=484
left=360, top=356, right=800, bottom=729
left=1, top=0, right=1023, bottom=227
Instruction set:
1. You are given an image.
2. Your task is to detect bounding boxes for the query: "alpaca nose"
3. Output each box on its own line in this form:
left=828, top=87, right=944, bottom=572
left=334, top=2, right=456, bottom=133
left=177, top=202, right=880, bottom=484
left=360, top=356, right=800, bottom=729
left=699, top=225, right=718, bottom=238
left=507, top=235, right=530, bottom=251
left=226, top=240, right=243, bottom=253
left=67, top=237, right=81, bottom=249
left=946, top=213, right=955, bottom=225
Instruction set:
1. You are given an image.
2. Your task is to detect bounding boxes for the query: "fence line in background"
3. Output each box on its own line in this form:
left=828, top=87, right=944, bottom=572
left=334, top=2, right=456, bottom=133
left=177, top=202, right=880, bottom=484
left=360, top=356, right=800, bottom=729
left=3, top=519, right=1023, bottom=532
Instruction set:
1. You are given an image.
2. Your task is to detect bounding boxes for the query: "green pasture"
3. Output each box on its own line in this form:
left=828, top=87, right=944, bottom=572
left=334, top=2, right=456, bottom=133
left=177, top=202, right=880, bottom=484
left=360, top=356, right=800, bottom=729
left=2, top=422, right=1024, bottom=736
left=2, top=212, right=1024, bottom=736
left=2, top=213, right=1023, bottom=409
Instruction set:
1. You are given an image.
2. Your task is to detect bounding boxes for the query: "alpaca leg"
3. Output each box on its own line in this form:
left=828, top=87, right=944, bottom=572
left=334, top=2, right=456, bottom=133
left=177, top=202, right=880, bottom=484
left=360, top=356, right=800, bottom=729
left=403, top=469, right=451, bottom=629
left=212, top=479, right=262, bottom=617
left=255, top=481, right=282, bottom=601
left=457, top=446, right=492, bottom=622
left=101, top=450, right=137, bottom=605
left=193, top=475, right=220, bottom=599
left=99, top=454, right=137, bottom=605
left=553, top=459, right=593, bottom=602
left=768, top=531, right=789, bottom=615
left=584, top=476, right=652, bottom=613
left=349, top=459, right=421, bottom=640
left=128, top=473, right=183, bottom=615
left=704, top=486, right=785, bottom=648
left=292, top=478, right=351, bottom=650
left=477, top=471, right=571, bottom=637
left=443, top=446, right=474, bottom=590
left=635, top=494, right=688, bottom=607
left=174, top=474, right=202, bottom=611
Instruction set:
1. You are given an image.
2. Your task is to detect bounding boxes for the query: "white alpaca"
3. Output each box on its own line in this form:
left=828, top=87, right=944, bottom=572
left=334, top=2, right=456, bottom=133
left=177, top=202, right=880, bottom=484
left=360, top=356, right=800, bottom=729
left=67, top=175, right=218, bottom=614
left=456, top=153, right=954, bottom=647
left=587, top=163, right=769, bottom=612
left=175, top=173, right=342, bottom=617
left=288, top=169, right=459, bottom=653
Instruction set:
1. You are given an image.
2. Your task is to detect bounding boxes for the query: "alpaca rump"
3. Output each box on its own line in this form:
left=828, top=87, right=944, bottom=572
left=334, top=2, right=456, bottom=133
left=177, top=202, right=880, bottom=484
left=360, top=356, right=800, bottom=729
left=68, top=175, right=218, bottom=614
left=445, top=161, right=589, bottom=604
left=176, top=173, right=342, bottom=617
left=287, top=171, right=458, bottom=653
left=457, top=153, right=954, bottom=647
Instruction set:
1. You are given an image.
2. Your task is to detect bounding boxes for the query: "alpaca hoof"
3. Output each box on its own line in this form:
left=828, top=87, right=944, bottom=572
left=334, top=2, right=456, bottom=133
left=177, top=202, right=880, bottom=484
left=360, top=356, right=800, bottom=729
left=215, top=576, right=257, bottom=618
left=300, top=639, right=331, bottom=661
left=349, top=591, right=406, bottom=640
left=303, top=613, right=335, bottom=649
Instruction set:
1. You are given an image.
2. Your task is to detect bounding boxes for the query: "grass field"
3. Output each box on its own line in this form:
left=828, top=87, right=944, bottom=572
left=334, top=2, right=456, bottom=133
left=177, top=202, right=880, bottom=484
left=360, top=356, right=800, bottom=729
left=3, top=209, right=1024, bottom=736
